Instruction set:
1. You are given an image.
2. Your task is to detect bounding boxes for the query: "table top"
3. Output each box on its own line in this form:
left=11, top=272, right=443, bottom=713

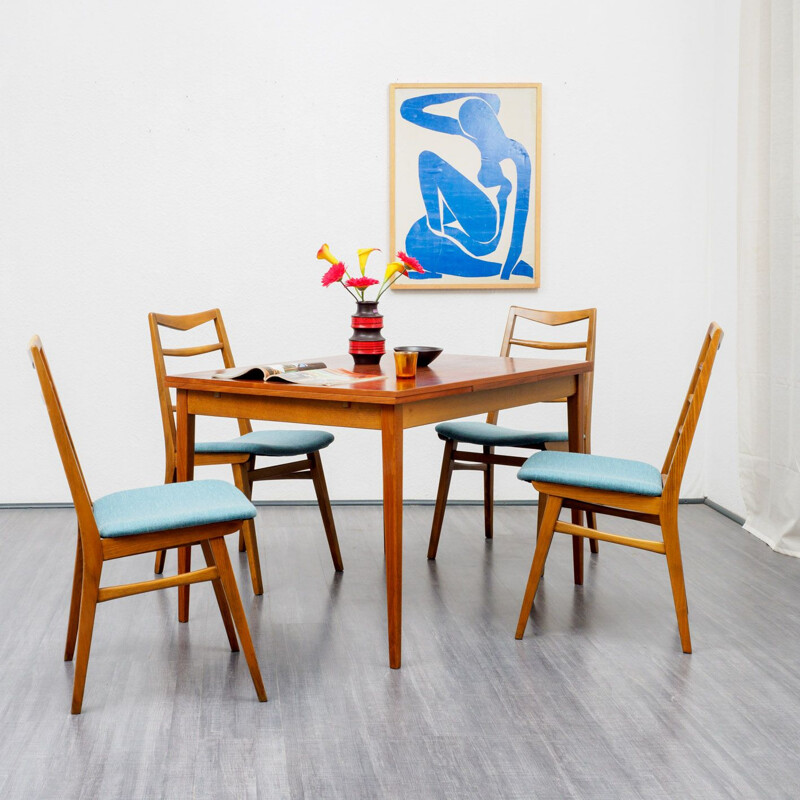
left=164, top=353, right=593, bottom=406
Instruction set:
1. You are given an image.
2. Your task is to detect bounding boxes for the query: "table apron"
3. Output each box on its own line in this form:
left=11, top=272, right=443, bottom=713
left=186, top=390, right=385, bottom=429
left=401, top=375, right=577, bottom=429
left=185, top=374, right=577, bottom=431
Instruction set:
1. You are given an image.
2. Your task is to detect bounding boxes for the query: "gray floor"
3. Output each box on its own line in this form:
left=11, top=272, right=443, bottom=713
left=1, top=503, right=799, bottom=799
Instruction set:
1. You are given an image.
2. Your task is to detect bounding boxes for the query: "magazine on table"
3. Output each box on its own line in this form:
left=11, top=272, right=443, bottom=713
left=211, top=361, right=378, bottom=386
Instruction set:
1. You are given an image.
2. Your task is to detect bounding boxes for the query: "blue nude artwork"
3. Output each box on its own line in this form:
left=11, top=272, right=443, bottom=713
left=391, top=84, right=541, bottom=289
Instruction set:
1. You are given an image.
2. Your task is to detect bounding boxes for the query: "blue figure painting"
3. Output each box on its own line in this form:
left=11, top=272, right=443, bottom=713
left=399, top=91, right=534, bottom=282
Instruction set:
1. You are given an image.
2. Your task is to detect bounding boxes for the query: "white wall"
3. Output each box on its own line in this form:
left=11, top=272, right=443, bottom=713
left=0, top=0, right=741, bottom=505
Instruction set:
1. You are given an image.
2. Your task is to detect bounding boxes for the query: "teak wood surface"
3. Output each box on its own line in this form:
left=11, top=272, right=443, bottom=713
left=165, top=353, right=593, bottom=669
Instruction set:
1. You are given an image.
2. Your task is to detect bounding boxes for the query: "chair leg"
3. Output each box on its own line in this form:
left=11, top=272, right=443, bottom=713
left=308, top=451, right=343, bottom=572
left=484, top=445, right=494, bottom=539
left=200, top=540, right=239, bottom=652
left=71, top=564, right=101, bottom=714
left=572, top=509, right=584, bottom=585
left=239, top=457, right=254, bottom=553
left=516, top=495, right=563, bottom=639
left=153, top=549, right=167, bottom=575
left=536, top=493, right=547, bottom=540
left=154, top=466, right=176, bottom=573
left=208, top=537, right=268, bottom=702
left=232, top=461, right=263, bottom=595
left=427, top=440, right=455, bottom=560
left=661, top=510, right=692, bottom=654
left=536, top=493, right=547, bottom=577
left=239, top=458, right=251, bottom=552
left=64, top=528, right=83, bottom=661
left=178, top=546, right=191, bottom=622
left=588, top=511, right=599, bottom=554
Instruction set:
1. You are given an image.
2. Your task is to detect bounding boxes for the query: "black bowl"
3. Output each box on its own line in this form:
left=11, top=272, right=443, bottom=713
left=394, top=346, right=443, bottom=368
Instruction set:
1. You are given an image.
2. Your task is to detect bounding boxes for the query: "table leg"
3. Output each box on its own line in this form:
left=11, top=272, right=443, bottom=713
left=567, top=374, right=587, bottom=585
left=381, top=406, right=403, bottom=669
left=176, top=389, right=195, bottom=622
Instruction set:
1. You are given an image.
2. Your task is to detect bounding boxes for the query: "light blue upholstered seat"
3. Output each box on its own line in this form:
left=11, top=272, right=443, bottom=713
left=517, top=450, right=664, bottom=497
left=435, top=420, right=567, bottom=449
left=93, top=479, right=257, bottom=538
left=194, top=429, right=334, bottom=457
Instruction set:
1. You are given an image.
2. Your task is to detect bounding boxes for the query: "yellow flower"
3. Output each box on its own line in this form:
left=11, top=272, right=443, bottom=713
left=357, top=248, right=379, bottom=276
left=316, top=243, right=339, bottom=265
left=384, top=261, right=406, bottom=280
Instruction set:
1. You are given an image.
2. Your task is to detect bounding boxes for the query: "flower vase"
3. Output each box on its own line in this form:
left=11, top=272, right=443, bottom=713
left=349, top=300, right=385, bottom=365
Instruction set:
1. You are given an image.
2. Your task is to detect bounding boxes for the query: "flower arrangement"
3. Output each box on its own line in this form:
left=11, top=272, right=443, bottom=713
left=316, top=243, right=423, bottom=301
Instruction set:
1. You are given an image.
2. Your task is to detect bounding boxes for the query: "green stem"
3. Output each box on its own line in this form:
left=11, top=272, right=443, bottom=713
left=375, top=271, right=403, bottom=302
left=340, top=281, right=360, bottom=301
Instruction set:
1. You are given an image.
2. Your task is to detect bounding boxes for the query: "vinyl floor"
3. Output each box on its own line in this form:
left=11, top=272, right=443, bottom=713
left=0, top=503, right=798, bottom=799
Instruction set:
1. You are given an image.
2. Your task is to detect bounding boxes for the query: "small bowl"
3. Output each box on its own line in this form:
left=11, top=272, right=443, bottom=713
left=394, top=346, right=443, bottom=368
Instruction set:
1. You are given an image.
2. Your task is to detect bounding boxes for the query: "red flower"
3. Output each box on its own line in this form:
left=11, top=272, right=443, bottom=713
left=321, top=262, right=346, bottom=287
left=345, top=277, right=380, bottom=289
left=397, top=251, right=424, bottom=273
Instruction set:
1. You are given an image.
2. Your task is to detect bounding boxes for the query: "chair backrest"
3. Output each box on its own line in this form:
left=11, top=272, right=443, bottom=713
left=149, top=309, right=253, bottom=474
left=491, top=306, right=597, bottom=443
left=28, top=336, right=102, bottom=555
left=661, top=322, right=723, bottom=497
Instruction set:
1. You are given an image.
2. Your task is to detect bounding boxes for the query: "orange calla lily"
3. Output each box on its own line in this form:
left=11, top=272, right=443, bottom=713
left=357, top=248, right=379, bottom=276
left=384, top=261, right=407, bottom=281
left=316, top=243, right=339, bottom=266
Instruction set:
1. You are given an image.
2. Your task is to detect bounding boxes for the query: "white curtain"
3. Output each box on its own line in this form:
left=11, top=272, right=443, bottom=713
left=738, top=0, right=800, bottom=555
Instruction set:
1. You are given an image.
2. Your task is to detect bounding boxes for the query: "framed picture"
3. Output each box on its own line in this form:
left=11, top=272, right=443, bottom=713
left=390, top=83, right=541, bottom=290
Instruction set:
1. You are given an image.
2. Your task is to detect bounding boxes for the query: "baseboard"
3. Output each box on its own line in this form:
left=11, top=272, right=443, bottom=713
left=0, top=502, right=75, bottom=509
left=703, top=497, right=745, bottom=526
left=0, top=496, right=709, bottom=510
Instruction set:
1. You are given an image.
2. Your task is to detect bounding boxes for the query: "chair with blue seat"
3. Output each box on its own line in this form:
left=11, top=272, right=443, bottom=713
left=515, top=323, right=723, bottom=653
left=427, top=307, right=599, bottom=580
left=149, top=309, right=342, bottom=595
left=29, top=336, right=266, bottom=713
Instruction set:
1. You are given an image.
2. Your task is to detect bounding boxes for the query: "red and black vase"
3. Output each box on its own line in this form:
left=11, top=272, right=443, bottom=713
left=349, top=300, right=385, bottom=365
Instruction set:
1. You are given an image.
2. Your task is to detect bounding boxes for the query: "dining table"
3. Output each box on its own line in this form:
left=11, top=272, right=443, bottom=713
left=165, top=353, right=593, bottom=669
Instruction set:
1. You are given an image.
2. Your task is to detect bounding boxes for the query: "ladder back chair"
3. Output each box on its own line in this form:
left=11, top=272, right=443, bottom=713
left=29, top=336, right=266, bottom=713
left=149, top=309, right=342, bottom=595
left=515, top=323, right=723, bottom=653
left=428, top=306, right=599, bottom=582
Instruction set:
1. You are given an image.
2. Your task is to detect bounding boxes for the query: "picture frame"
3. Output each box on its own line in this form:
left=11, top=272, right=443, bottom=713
left=390, top=83, right=542, bottom=290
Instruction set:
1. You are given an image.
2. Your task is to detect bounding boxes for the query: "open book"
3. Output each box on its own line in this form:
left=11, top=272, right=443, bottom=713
left=211, top=361, right=377, bottom=387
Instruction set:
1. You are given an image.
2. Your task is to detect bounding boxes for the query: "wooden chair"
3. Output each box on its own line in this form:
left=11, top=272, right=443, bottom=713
left=149, top=310, right=342, bottom=595
left=29, top=336, right=267, bottom=713
left=427, top=307, right=599, bottom=582
left=515, top=323, right=723, bottom=653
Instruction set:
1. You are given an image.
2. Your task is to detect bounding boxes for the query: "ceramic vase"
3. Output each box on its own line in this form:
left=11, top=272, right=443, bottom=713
left=349, top=300, right=385, bottom=365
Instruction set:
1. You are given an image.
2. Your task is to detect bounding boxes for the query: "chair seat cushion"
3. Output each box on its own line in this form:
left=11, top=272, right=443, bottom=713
left=93, top=479, right=257, bottom=538
left=517, top=451, right=664, bottom=497
left=435, top=420, right=567, bottom=449
left=195, top=429, right=334, bottom=457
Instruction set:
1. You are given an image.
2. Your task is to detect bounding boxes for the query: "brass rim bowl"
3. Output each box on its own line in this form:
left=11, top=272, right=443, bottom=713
left=393, top=346, right=443, bottom=368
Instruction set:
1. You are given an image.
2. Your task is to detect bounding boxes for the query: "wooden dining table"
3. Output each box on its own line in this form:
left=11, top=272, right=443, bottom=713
left=165, top=353, right=593, bottom=669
